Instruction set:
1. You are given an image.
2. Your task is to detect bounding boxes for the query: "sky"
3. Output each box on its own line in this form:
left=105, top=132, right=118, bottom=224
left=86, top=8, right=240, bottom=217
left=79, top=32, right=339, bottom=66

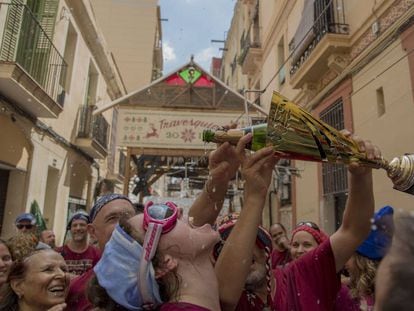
left=159, top=0, right=236, bottom=74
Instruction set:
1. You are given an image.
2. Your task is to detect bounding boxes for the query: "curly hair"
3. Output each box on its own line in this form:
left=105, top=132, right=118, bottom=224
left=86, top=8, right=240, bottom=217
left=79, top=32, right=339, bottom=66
left=349, top=253, right=379, bottom=299
left=7, top=233, right=38, bottom=261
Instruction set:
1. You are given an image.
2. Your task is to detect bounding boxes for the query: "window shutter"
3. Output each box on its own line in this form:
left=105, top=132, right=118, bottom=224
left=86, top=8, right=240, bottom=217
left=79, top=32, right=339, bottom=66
left=0, top=1, right=25, bottom=61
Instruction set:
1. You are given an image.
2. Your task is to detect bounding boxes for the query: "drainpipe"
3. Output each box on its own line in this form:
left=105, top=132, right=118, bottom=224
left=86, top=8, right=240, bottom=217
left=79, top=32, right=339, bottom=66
left=268, top=190, right=276, bottom=228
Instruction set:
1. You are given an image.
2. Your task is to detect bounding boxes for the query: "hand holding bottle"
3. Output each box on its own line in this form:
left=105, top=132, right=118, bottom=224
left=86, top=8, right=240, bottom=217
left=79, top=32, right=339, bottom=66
left=238, top=135, right=278, bottom=201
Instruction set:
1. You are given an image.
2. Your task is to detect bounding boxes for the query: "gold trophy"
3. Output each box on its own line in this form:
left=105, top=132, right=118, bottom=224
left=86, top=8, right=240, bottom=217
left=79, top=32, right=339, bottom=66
left=267, top=92, right=414, bottom=195
left=203, top=91, right=414, bottom=194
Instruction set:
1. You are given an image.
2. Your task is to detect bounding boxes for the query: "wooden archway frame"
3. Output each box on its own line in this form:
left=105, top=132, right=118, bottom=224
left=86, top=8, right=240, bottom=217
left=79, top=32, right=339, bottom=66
left=122, top=147, right=207, bottom=195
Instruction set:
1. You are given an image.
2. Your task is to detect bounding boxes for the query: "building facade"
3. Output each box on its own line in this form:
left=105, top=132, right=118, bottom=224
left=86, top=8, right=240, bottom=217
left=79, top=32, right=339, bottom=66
left=0, top=0, right=160, bottom=242
left=90, top=0, right=163, bottom=91
left=220, top=0, right=414, bottom=233
left=90, top=0, right=163, bottom=190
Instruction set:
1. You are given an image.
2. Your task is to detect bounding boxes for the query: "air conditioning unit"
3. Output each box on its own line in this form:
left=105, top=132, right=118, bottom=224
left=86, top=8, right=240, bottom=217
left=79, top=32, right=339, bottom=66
left=372, top=21, right=380, bottom=36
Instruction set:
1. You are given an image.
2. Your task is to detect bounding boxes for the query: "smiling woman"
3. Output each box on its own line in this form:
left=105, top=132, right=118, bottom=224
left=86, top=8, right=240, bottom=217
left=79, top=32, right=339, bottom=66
left=0, top=239, right=12, bottom=288
left=0, top=249, right=69, bottom=311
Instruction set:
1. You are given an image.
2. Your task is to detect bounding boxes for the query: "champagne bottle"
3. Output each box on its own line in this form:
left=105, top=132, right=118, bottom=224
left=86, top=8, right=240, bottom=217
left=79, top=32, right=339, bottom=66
left=202, top=123, right=268, bottom=151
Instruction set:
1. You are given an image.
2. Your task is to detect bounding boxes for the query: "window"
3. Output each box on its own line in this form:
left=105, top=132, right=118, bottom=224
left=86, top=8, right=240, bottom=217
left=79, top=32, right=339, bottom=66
left=376, top=87, right=385, bottom=117
left=320, top=99, right=348, bottom=195
left=85, top=62, right=99, bottom=106
left=278, top=37, right=285, bottom=85
left=62, top=22, right=78, bottom=93
left=276, top=159, right=292, bottom=207
left=231, top=54, right=237, bottom=75
left=320, top=99, right=348, bottom=228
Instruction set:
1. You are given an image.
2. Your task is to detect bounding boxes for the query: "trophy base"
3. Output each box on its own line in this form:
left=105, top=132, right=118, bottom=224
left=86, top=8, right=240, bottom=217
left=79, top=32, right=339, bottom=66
left=387, top=154, right=414, bottom=195
left=394, top=183, right=414, bottom=195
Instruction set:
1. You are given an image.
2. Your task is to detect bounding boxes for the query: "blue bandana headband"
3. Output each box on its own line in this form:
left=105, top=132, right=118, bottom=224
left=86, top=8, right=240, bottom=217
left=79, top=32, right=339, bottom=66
left=94, top=225, right=162, bottom=310
left=90, top=193, right=132, bottom=222
left=67, top=211, right=90, bottom=230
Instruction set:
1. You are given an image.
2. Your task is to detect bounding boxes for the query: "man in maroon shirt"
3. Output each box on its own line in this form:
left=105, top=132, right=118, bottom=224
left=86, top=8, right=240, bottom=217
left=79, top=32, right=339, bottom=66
left=56, top=211, right=100, bottom=277
left=214, top=213, right=274, bottom=311
left=269, top=223, right=291, bottom=268
left=66, top=194, right=136, bottom=311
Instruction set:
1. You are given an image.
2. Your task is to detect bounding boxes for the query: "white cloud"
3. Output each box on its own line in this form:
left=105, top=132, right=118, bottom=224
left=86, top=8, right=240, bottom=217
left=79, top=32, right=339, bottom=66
left=194, top=47, right=217, bottom=69
left=163, top=41, right=176, bottom=63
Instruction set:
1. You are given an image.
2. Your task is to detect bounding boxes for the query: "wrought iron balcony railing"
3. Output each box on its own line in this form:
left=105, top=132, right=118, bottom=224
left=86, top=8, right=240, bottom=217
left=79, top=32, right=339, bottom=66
left=238, top=23, right=261, bottom=66
left=77, top=105, right=109, bottom=150
left=0, top=2, right=67, bottom=106
left=290, top=0, right=349, bottom=76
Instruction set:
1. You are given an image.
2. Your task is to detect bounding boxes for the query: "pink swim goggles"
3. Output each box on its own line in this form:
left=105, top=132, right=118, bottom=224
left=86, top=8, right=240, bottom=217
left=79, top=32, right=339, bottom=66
left=143, top=201, right=178, bottom=234
left=140, top=201, right=179, bottom=306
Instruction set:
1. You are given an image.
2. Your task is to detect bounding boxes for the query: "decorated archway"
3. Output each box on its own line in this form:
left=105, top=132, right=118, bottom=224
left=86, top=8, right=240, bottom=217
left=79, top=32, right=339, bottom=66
left=96, top=58, right=265, bottom=200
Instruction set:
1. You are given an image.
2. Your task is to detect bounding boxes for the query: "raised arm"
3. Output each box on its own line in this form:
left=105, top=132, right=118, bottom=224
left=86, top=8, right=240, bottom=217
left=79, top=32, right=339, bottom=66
left=330, top=133, right=381, bottom=272
left=188, top=134, right=252, bottom=226
left=215, top=139, right=277, bottom=310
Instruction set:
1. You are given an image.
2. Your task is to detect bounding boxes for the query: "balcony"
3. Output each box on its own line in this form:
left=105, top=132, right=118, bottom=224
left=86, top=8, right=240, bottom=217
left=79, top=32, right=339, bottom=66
left=0, top=3, right=67, bottom=118
left=106, top=150, right=126, bottom=183
left=289, top=0, right=350, bottom=89
left=75, top=105, right=109, bottom=159
left=238, top=24, right=262, bottom=75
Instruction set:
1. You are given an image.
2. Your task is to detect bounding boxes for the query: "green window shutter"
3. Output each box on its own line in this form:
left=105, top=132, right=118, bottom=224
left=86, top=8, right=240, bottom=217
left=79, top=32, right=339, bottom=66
left=36, top=0, right=59, bottom=48
left=0, top=1, right=25, bottom=61
left=16, top=0, right=59, bottom=88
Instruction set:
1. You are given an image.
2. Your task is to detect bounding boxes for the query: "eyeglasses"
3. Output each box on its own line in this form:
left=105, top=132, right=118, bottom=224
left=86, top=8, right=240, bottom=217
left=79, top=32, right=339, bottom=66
left=140, top=201, right=179, bottom=306
left=296, top=221, right=320, bottom=231
left=16, top=224, right=34, bottom=230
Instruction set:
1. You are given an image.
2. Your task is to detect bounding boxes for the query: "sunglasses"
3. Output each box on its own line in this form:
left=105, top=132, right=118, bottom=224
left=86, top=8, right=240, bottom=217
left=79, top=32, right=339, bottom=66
left=140, top=201, right=179, bottom=306
left=16, top=224, right=34, bottom=230
left=296, top=221, right=320, bottom=231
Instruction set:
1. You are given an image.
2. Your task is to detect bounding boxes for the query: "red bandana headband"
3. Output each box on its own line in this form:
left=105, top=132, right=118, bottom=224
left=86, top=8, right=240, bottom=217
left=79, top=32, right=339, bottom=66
left=291, top=225, right=328, bottom=245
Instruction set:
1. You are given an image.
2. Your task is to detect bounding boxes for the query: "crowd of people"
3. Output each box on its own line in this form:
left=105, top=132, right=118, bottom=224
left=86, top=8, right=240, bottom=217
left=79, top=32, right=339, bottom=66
left=0, top=132, right=412, bottom=310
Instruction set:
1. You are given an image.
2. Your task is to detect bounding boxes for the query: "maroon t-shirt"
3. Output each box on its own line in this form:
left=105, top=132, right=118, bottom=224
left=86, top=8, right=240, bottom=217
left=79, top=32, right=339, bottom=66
left=57, top=245, right=101, bottom=276
left=272, top=239, right=341, bottom=311
left=66, top=269, right=94, bottom=311
left=271, top=249, right=291, bottom=269
left=334, top=285, right=360, bottom=311
left=160, top=302, right=211, bottom=310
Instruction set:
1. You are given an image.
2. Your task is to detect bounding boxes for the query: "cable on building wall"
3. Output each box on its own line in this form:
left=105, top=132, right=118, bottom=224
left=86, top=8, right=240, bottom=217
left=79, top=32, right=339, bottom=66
left=0, top=94, right=99, bottom=169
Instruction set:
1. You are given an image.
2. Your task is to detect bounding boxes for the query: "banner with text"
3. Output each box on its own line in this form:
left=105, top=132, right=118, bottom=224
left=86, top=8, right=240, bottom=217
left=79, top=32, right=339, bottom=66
left=116, top=108, right=248, bottom=149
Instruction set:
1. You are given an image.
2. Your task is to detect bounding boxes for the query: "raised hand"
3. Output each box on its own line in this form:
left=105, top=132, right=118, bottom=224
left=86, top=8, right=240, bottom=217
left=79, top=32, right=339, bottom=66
left=241, top=144, right=278, bottom=200
left=208, top=141, right=242, bottom=185
left=189, top=132, right=252, bottom=226
left=232, top=132, right=278, bottom=200
left=342, top=130, right=382, bottom=176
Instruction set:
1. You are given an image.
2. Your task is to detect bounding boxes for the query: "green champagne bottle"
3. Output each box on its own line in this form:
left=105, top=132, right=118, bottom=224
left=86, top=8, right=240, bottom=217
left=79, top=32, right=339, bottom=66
left=202, top=123, right=268, bottom=151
